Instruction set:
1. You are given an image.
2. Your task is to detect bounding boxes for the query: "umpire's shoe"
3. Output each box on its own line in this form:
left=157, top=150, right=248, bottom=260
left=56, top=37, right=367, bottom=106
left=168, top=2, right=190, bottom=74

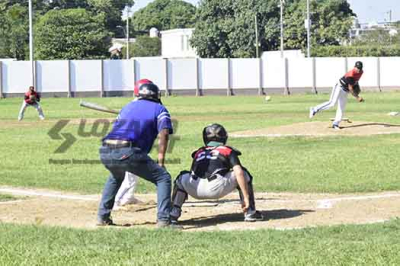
left=157, top=220, right=183, bottom=230
left=96, top=218, right=116, bottom=226
left=244, top=211, right=264, bottom=222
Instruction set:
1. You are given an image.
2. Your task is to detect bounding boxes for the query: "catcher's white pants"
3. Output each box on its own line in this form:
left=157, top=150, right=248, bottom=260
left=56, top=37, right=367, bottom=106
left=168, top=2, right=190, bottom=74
left=179, top=171, right=250, bottom=200
left=18, top=101, right=45, bottom=120
left=113, top=172, right=140, bottom=209
left=313, top=83, right=348, bottom=126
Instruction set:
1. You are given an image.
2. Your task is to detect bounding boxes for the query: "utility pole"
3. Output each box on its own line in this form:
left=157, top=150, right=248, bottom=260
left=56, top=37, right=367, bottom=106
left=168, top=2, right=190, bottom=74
left=280, top=0, right=284, bottom=58
left=306, top=0, right=311, bottom=58
left=126, top=6, right=130, bottom=59
left=28, top=0, right=35, bottom=86
left=255, top=14, right=259, bottom=58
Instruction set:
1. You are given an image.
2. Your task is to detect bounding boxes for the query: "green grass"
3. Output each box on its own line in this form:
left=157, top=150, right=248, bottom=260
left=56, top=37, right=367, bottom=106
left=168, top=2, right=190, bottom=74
left=1, top=92, right=400, bottom=193
left=0, top=194, right=16, bottom=202
left=0, top=219, right=399, bottom=265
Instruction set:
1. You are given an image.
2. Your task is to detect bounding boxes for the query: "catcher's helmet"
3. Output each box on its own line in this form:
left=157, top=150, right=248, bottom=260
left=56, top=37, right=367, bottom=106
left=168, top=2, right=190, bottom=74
left=138, top=83, right=160, bottom=100
left=355, top=61, right=363, bottom=70
left=202, top=123, right=228, bottom=145
left=134, top=79, right=153, bottom=97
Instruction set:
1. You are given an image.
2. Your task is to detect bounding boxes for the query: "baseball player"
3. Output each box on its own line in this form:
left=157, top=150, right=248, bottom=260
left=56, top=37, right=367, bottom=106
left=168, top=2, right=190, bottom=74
left=170, top=123, right=264, bottom=224
left=97, top=80, right=178, bottom=228
left=309, top=61, right=364, bottom=129
left=18, top=86, right=45, bottom=121
left=112, top=79, right=155, bottom=210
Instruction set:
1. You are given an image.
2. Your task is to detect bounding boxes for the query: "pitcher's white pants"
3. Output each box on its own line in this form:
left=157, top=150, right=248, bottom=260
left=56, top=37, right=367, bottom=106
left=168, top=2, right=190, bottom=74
left=313, top=83, right=348, bottom=126
left=113, top=172, right=140, bottom=209
left=18, top=102, right=45, bottom=120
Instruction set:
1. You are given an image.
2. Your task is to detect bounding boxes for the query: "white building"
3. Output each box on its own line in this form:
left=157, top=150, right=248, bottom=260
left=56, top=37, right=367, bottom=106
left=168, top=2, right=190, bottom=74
left=160, top=28, right=197, bottom=58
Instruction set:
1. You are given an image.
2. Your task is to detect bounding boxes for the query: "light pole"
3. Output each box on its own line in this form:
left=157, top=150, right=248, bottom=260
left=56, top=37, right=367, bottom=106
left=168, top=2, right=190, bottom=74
left=255, top=14, right=259, bottom=58
left=126, top=7, right=130, bottom=59
left=28, top=0, right=35, bottom=86
left=306, top=0, right=311, bottom=58
left=280, top=0, right=284, bottom=58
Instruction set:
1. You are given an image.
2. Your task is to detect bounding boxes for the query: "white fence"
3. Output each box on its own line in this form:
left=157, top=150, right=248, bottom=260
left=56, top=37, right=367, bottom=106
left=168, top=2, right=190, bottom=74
left=1, top=57, right=399, bottom=97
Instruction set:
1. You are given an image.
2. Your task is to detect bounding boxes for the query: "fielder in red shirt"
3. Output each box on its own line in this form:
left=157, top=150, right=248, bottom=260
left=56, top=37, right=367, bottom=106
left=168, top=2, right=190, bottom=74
left=18, top=86, right=45, bottom=121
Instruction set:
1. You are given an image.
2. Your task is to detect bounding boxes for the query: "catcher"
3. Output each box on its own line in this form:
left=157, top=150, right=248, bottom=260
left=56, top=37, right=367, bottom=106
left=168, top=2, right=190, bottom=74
left=309, top=61, right=364, bottom=130
left=18, top=86, right=45, bottom=121
left=170, top=123, right=264, bottom=224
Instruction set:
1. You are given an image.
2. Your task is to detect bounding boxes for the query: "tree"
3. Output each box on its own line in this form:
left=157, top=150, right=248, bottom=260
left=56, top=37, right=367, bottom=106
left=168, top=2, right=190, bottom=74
left=34, top=9, right=112, bottom=59
left=129, top=36, right=161, bottom=57
left=191, top=0, right=355, bottom=58
left=132, top=0, right=196, bottom=32
left=0, top=3, right=29, bottom=59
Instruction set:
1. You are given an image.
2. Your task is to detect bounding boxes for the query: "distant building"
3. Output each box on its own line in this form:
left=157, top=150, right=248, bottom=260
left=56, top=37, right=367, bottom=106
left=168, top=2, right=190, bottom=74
left=348, top=17, right=398, bottom=42
left=160, top=28, right=197, bottom=58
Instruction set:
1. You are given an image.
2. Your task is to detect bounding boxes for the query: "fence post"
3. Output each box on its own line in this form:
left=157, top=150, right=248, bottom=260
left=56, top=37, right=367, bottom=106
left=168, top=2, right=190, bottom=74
left=312, top=57, right=318, bottom=94
left=258, top=57, right=264, bottom=95
left=100, top=60, right=104, bottom=97
left=67, top=60, right=72, bottom=97
left=284, top=58, right=290, bottom=95
left=0, top=61, right=3, bottom=98
left=227, top=58, right=233, bottom=96
left=377, top=57, right=382, bottom=92
left=195, top=58, right=202, bottom=96
left=164, top=58, right=170, bottom=96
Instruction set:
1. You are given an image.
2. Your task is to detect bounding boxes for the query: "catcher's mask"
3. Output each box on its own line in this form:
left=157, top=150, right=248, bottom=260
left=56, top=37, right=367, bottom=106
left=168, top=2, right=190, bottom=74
left=355, top=61, right=363, bottom=71
left=202, top=123, right=228, bottom=145
left=134, top=79, right=153, bottom=97
left=138, top=83, right=160, bottom=100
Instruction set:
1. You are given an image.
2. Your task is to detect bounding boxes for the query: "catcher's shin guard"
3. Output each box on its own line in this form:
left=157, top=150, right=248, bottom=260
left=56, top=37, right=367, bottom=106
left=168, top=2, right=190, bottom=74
left=237, top=168, right=256, bottom=212
left=170, top=171, right=189, bottom=220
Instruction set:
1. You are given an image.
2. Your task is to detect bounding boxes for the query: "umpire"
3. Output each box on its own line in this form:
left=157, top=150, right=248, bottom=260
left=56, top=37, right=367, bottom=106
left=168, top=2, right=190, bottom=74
left=97, top=79, right=176, bottom=228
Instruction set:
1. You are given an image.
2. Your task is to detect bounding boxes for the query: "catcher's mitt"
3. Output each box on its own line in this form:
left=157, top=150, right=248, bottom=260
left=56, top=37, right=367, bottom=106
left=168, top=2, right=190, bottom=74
left=352, top=84, right=361, bottom=96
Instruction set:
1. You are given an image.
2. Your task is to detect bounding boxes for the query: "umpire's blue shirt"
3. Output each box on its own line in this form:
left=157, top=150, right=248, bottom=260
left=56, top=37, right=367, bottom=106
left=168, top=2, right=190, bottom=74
left=103, top=99, right=173, bottom=154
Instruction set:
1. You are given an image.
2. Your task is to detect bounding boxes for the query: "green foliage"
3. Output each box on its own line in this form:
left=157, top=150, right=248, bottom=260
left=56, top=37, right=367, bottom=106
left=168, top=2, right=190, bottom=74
left=34, top=9, right=112, bottom=60
left=129, top=35, right=161, bottom=57
left=312, top=45, right=400, bottom=57
left=0, top=0, right=133, bottom=60
left=284, top=0, right=354, bottom=49
left=132, top=0, right=196, bottom=32
left=0, top=3, right=29, bottom=59
left=191, top=0, right=354, bottom=58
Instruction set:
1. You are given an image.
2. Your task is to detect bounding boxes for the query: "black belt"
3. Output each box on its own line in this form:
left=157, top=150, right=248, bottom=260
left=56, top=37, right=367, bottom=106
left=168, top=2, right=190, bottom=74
left=192, top=174, right=217, bottom=182
left=102, top=139, right=137, bottom=149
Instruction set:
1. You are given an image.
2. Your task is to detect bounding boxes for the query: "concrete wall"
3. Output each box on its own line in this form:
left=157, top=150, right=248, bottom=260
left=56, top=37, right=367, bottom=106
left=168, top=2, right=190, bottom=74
left=1, top=57, right=399, bottom=97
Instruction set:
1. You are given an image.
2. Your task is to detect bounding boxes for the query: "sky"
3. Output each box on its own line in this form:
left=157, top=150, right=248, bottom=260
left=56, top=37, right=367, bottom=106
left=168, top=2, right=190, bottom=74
left=131, top=0, right=400, bottom=24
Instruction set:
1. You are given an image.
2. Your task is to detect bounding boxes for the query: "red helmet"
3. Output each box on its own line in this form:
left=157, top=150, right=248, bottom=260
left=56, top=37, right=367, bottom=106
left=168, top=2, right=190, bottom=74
left=134, top=79, right=153, bottom=97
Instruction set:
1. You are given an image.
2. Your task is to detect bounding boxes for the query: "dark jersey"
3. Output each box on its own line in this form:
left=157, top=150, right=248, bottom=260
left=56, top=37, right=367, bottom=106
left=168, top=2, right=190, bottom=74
left=339, top=68, right=363, bottom=91
left=190, top=145, right=242, bottom=179
left=24, top=90, right=40, bottom=104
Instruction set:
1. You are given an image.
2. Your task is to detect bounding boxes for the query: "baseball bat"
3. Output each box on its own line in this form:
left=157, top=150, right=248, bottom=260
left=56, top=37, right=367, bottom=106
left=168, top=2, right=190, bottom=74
left=79, top=100, right=120, bottom=114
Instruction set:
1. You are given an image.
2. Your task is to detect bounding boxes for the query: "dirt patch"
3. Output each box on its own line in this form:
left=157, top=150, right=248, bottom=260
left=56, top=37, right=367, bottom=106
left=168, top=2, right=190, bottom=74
left=231, top=121, right=400, bottom=138
left=0, top=187, right=399, bottom=231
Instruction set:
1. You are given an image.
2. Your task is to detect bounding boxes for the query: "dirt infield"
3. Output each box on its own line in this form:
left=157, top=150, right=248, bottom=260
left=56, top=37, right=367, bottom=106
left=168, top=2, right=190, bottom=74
left=231, top=121, right=400, bottom=138
left=1, top=187, right=399, bottom=231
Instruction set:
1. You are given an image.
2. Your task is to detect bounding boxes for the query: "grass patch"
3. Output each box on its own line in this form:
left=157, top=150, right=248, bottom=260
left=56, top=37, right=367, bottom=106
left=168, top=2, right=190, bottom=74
left=0, top=219, right=399, bottom=265
left=1, top=92, right=400, bottom=193
left=0, top=194, right=17, bottom=202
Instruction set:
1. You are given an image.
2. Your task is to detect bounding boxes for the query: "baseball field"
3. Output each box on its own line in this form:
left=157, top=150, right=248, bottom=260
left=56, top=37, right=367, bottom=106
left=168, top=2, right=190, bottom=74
left=1, top=92, right=400, bottom=265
